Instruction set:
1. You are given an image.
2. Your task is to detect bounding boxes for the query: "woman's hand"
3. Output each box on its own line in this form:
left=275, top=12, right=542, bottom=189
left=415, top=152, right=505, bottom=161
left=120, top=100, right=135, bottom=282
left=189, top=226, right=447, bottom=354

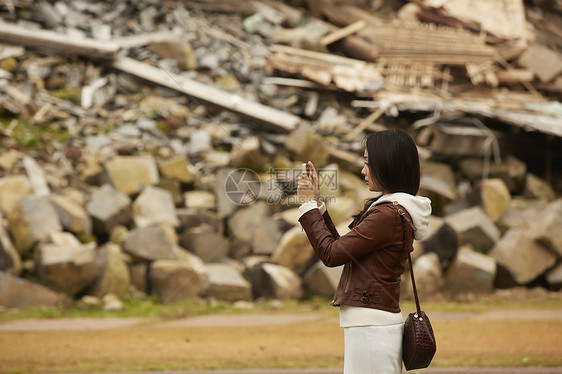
left=297, top=161, right=320, bottom=205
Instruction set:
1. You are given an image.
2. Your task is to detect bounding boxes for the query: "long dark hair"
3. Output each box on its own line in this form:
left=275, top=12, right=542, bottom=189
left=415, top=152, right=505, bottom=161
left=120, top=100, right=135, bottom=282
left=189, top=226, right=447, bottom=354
left=351, top=128, right=421, bottom=221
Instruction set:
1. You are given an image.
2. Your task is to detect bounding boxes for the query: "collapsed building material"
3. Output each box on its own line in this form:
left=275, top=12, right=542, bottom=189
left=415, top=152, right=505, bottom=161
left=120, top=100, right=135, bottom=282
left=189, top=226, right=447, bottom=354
left=0, top=22, right=119, bottom=60
left=112, top=57, right=300, bottom=133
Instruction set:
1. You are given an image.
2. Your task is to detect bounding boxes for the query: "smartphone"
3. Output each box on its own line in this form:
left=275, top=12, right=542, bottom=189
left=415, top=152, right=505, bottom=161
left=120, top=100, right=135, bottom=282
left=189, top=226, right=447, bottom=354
left=306, top=163, right=312, bottom=177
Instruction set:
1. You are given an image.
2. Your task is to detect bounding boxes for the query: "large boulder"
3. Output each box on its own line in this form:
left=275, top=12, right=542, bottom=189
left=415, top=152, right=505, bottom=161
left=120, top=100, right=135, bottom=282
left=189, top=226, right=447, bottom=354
left=184, top=190, right=216, bottom=211
left=271, top=226, right=316, bottom=274
left=179, top=224, right=229, bottom=262
left=303, top=261, right=343, bottom=297
left=122, top=223, right=176, bottom=261
left=445, top=206, right=500, bottom=253
left=419, top=160, right=457, bottom=213
left=7, top=195, right=62, bottom=256
left=0, top=271, right=66, bottom=308
left=248, top=262, right=305, bottom=300
left=467, top=179, right=511, bottom=223
left=35, top=233, right=97, bottom=296
left=419, top=216, right=458, bottom=270
left=87, top=184, right=132, bottom=235
left=132, top=186, right=179, bottom=228
left=205, top=263, right=252, bottom=302
left=523, top=173, right=556, bottom=201
left=102, top=155, right=159, bottom=195
left=251, top=217, right=282, bottom=256
left=49, top=194, right=92, bottom=235
left=489, top=229, right=557, bottom=285
left=443, top=246, right=496, bottom=295
left=226, top=201, right=270, bottom=243
left=176, top=208, right=223, bottom=233
left=0, top=221, right=21, bottom=275
left=88, top=243, right=131, bottom=298
left=532, top=199, right=562, bottom=257
left=403, top=252, right=443, bottom=300
left=150, top=256, right=209, bottom=304
left=0, top=175, right=32, bottom=215
left=498, top=198, right=546, bottom=232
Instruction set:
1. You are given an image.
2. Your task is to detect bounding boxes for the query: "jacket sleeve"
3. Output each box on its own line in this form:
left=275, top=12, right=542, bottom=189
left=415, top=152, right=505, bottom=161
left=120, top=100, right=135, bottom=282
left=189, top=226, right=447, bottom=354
left=322, top=210, right=340, bottom=239
left=299, top=206, right=397, bottom=267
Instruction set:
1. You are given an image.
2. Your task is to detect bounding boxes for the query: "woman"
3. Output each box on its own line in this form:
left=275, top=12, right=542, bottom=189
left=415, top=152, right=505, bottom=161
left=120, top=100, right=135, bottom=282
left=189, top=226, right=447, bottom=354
left=297, top=128, right=431, bottom=374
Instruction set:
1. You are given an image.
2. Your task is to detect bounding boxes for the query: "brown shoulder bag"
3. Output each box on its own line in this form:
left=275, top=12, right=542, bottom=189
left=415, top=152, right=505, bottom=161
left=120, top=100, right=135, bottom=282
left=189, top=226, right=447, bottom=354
left=402, top=252, right=437, bottom=370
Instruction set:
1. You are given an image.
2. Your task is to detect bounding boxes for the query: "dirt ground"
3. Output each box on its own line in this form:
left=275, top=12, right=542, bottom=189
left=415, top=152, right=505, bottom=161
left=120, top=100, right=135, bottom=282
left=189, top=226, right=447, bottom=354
left=1, top=306, right=562, bottom=373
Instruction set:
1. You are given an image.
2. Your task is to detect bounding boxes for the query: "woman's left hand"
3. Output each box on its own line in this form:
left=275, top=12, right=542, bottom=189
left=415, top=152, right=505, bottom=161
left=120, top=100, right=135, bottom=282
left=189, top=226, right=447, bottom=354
left=297, top=162, right=316, bottom=204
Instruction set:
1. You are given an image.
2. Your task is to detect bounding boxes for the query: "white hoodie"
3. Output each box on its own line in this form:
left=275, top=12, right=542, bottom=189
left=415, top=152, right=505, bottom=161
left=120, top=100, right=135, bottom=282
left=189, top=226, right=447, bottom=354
left=371, top=192, right=432, bottom=240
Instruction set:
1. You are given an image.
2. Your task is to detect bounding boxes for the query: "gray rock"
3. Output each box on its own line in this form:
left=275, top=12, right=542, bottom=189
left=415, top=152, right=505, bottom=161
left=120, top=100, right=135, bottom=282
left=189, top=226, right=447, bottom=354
left=103, top=155, right=159, bottom=195
left=188, top=129, right=211, bottom=155
left=420, top=216, right=458, bottom=269
left=0, top=271, right=66, bottom=308
left=489, top=229, right=557, bottom=284
left=176, top=209, right=223, bottom=234
left=0, top=222, right=21, bottom=275
left=122, top=223, right=176, bottom=261
left=205, top=263, right=252, bottom=302
left=252, top=218, right=282, bottom=256
left=150, top=259, right=207, bottom=303
left=88, top=243, right=131, bottom=298
left=248, top=262, right=305, bottom=300
left=423, top=121, right=503, bottom=157
left=546, top=262, right=562, bottom=290
left=87, top=184, right=132, bottom=235
left=443, top=246, right=496, bottom=294
left=0, top=175, right=32, bottom=215
left=271, top=226, right=316, bottom=274
left=227, top=201, right=270, bottom=243
left=498, top=198, right=547, bottom=232
left=419, top=160, right=458, bottom=213
left=49, top=194, right=92, bottom=235
left=532, top=199, right=562, bottom=257
left=230, top=136, right=264, bottom=172
left=179, top=224, right=229, bottom=263
left=35, top=233, right=97, bottom=296
left=128, top=262, right=149, bottom=294
left=303, top=261, right=343, bottom=297
left=523, top=173, right=556, bottom=201
left=405, top=253, right=443, bottom=299
left=7, top=195, right=63, bottom=256
left=445, top=206, right=500, bottom=252
left=132, top=186, right=179, bottom=228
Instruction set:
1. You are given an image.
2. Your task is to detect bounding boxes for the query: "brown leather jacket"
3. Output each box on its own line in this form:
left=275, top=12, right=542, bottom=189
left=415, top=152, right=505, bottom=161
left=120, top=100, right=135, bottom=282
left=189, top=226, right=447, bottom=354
left=299, top=201, right=414, bottom=313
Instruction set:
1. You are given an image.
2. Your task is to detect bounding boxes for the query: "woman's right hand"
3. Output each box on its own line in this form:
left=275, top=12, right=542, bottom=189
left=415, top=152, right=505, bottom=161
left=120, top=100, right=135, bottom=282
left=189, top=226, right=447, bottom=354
left=306, top=161, right=321, bottom=206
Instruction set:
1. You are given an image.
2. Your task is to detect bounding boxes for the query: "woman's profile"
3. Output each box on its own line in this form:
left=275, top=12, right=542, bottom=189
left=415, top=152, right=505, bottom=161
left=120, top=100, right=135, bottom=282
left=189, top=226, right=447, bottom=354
left=297, top=128, right=432, bottom=374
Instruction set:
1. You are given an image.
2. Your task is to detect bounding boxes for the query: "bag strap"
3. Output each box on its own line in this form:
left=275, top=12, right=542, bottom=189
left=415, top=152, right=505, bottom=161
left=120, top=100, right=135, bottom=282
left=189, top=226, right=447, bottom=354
left=394, top=204, right=422, bottom=316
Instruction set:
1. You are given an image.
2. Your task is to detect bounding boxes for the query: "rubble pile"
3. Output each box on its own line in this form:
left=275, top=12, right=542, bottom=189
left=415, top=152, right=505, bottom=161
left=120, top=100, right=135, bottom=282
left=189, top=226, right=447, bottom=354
left=0, top=0, right=561, bottom=310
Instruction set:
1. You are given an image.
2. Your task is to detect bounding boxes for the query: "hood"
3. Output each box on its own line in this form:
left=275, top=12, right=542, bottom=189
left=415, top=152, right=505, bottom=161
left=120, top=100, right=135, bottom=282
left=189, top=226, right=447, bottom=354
left=372, top=192, right=432, bottom=240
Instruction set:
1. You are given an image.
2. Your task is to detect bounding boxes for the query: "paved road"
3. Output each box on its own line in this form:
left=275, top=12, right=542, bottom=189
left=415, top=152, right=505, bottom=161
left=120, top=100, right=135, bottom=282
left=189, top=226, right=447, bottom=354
left=71, top=368, right=562, bottom=374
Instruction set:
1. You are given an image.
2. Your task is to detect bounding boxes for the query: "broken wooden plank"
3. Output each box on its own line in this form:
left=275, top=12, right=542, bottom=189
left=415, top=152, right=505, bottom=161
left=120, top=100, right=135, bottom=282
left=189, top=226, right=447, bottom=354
left=0, top=22, right=119, bottom=60
left=321, top=19, right=367, bottom=46
left=112, top=57, right=300, bottom=133
left=111, top=31, right=182, bottom=50
left=496, top=69, right=534, bottom=84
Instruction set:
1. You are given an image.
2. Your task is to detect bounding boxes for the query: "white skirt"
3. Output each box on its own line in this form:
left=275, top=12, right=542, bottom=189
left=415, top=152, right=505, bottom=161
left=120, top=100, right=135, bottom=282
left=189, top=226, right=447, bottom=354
left=343, top=323, right=404, bottom=374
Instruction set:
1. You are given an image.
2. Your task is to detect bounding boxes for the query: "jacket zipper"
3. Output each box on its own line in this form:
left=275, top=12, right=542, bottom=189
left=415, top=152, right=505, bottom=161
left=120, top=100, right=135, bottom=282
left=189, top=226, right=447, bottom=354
left=344, top=262, right=352, bottom=292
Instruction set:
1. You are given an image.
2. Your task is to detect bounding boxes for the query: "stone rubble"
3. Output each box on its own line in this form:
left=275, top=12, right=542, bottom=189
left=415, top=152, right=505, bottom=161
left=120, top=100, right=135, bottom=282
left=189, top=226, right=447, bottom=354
left=0, top=0, right=561, bottom=309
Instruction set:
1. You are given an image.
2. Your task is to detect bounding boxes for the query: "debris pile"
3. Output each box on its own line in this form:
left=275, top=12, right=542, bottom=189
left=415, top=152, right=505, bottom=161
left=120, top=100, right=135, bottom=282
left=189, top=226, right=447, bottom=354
left=0, top=0, right=561, bottom=310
